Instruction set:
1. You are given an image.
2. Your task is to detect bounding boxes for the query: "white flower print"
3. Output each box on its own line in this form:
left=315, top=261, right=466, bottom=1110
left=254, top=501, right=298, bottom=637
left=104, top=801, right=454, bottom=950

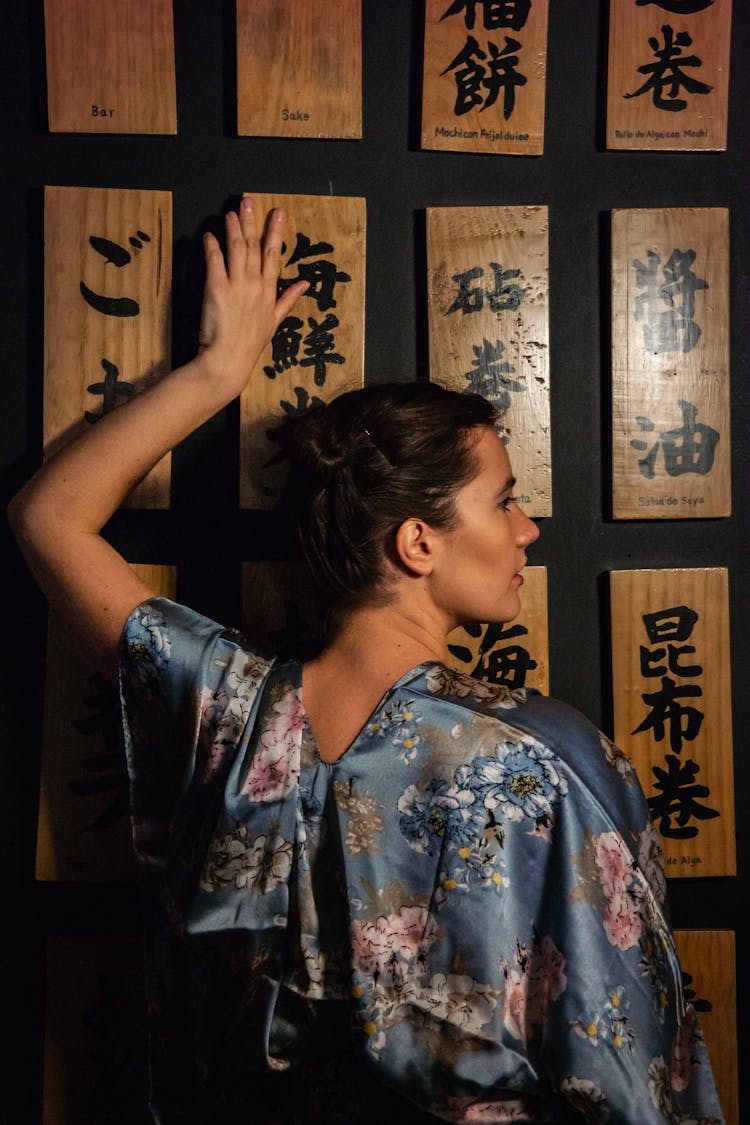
left=559, top=1077, right=610, bottom=1124
left=199, top=824, right=292, bottom=894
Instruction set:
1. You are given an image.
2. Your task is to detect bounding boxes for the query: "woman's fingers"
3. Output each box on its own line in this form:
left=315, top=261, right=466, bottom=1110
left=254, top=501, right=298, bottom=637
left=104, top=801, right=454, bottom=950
left=225, top=208, right=248, bottom=278
left=261, top=207, right=286, bottom=282
left=238, top=196, right=261, bottom=274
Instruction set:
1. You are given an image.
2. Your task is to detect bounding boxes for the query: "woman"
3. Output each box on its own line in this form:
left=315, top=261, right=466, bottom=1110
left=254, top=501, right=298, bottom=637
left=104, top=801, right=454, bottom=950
left=9, top=201, right=723, bottom=1123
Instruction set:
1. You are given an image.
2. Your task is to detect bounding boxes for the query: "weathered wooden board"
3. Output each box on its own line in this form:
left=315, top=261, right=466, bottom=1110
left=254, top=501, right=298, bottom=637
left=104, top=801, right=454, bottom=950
left=43, top=937, right=150, bottom=1125
left=36, top=565, right=176, bottom=883
left=607, top=0, right=731, bottom=151
left=447, top=565, right=548, bottom=692
left=242, top=561, right=325, bottom=659
left=427, top=205, right=551, bottom=516
left=611, top=208, right=730, bottom=519
left=44, top=0, right=176, bottom=134
left=236, top=0, right=362, bottom=138
left=673, top=929, right=738, bottom=1125
left=611, top=568, right=735, bottom=876
left=240, top=193, right=366, bottom=509
left=44, top=186, right=172, bottom=508
left=422, top=0, right=548, bottom=154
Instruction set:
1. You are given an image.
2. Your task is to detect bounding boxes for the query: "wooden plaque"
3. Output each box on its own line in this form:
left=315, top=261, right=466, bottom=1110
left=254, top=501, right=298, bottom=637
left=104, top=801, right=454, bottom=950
left=421, top=0, right=548, bottom=155
left=242, top=562, right=325, bottom=659
left=610, top=568, right=735, bottom=877
left=240, top=193, right=366, bottom=509
left=237, top=0, right=362, bottom=138
left=44, top=186, right=172, bottom=508
left=43, top=937, right=150, bottom=1125
left=611, top=208, right=730, bottom=519
left=447, top=565, right=549, bottom=692
left=44, top=0, right=176, bottom=134
left=606, top=0, right=731, bottom=151
left=36, top=565, right=176, bottom=883
left=673, top=929, right=738, bottom=1125
left=427, top=205, right=551, bottom=516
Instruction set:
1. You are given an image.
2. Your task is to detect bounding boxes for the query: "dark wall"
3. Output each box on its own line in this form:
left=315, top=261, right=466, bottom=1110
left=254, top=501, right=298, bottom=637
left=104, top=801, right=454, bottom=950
left=2, top=2, right=747, bottom=1121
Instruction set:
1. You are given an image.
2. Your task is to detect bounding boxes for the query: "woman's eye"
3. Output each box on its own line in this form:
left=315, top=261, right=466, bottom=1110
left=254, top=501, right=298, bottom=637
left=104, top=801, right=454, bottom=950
left=499, top=495, right=518, bottom=511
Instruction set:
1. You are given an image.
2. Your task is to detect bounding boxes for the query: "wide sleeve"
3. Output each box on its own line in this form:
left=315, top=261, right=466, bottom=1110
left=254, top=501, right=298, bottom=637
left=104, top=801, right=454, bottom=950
left=118, top=596, right=274, bottom=868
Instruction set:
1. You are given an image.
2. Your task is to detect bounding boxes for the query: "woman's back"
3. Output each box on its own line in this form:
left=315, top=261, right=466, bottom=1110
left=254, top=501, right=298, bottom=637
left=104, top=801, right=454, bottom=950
left=120, top=597, right=722, bottom=1124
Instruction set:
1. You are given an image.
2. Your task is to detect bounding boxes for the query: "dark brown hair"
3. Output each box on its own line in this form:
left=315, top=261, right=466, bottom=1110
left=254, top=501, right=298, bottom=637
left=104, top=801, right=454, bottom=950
left=272, top=381, right=497, bottom=616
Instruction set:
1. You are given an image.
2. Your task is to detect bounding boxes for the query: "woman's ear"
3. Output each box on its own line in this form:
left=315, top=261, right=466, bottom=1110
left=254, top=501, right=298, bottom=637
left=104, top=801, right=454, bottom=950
left=394, top=518, right=436, bottom=577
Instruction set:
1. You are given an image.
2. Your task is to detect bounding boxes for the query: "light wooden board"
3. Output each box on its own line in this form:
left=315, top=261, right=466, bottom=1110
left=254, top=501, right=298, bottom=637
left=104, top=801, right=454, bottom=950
left=36, top=565, right=176, bottom=883
left=611, top=208, right=730, bottom=519
left=606, top=0, right=731, bottom=151
left=240, top=193, right=366, bottom=508
left=44, top=186, right=172, bottom=508
left=44, top=0, right=176, bottom=134
left=43, top=936, right=150, bottom=1125
left=242, top=562, right=325, bottom=659
left=447, top=565, right=548, bottom=692
left=427, top=205, right=551, bottom=516
left=610, top=568, right=735, bottom=877
left=236, top=0, right=362, bottom=138
left=673, top=929, right=738, bottom=1125
left=421, top=0, right=548, bottom=155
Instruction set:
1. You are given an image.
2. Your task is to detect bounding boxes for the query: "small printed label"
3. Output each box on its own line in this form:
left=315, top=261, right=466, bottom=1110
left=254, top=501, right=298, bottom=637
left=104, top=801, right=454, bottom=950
left=91, top=105, right=115, bottom=118
left=282, top=108, right=310, bottom=121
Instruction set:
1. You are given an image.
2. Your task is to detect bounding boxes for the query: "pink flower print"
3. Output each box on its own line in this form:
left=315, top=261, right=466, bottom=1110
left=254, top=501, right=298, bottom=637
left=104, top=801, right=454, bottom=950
left=462, top=1101, right=529, bottom=1122
left=593, top=831, right=633, bottom=898
left=500, top=934, right=566, bottom=1043
left=242, top=687, right=304, bottom=802
left=602, top=891, right=642, bottom=951
left=670, top=1015, right=695, bottom=1092
left=351, top=906, right=440, bottom=985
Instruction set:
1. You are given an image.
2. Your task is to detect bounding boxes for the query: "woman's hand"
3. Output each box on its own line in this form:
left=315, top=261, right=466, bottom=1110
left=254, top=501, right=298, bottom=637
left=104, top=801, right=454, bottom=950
left=195, top=198, right=309, bottom=398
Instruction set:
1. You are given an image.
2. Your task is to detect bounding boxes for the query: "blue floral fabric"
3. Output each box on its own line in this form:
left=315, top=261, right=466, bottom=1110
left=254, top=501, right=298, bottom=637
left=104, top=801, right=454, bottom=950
left=120, top=597, right=724, bottom=1125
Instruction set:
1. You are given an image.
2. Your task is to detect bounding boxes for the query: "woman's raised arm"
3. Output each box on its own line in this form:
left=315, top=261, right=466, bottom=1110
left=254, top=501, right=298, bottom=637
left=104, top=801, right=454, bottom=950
left=7, top=199, right=308, bottom=679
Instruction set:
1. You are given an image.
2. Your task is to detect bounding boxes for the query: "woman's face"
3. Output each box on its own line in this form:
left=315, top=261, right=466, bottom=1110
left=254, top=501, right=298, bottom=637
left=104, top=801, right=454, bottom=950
left=430, top=426, right=540, bottom=628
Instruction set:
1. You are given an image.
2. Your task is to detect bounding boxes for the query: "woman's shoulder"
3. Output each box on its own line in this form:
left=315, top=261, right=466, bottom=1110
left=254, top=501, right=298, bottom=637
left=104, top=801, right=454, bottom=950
left=402, top=662, right=643, bottom=803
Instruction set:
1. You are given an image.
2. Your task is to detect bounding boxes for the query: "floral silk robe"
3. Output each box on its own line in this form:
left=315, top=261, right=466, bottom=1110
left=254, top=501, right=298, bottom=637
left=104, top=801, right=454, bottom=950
left=120, top=598, right=724, bottom=1125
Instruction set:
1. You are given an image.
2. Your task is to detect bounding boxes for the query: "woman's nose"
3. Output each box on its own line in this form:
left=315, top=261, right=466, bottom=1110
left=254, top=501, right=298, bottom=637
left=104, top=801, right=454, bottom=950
left=517, top=507, right=540, bottom=544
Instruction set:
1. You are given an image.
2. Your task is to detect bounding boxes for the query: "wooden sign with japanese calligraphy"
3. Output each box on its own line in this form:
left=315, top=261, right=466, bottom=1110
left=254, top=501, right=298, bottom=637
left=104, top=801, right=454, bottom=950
left=44, top=186, right=172, bottom=508
left=606, top=0, right=731, bottom=151
left=447, top=565, right=549, bottom=692
left=35, top=565, right=176, bottom=883
left=240, top=193, right=366, bottom=509
left=236, top=0, right=362, bottom=139
left=611, top=208, right=730, bottom=519
left=421, top=0, right=548, bottom=155
left=44, top=0, right=177, bottom=134
left=673, top=929, right=738, bottom=1125
left=242, top=562, right=325, bottom=659
left=43, top=937, right=150, bottom=1125
left=427, top=205, right=551, bottom=517
left=610, top=568, right=735, bottom=877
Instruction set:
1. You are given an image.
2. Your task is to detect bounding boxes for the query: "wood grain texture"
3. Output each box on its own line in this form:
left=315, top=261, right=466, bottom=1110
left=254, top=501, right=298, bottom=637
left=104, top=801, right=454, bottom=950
left=237, top=0, right=362, bottom=138
left=43, top=937, right=150, bottom=1125
left=673, top=928, right=738, bottom=1125
left=610, top=568, right=735, bottom=877
left=427, top=205, right=551, bottom=516
left=44, top=186, right=172, bottom=508
left=607, top=0, right=731, bottom=151
left=611, top=208, right=730, bottom=519
left=421, top=0, right=548, bottom=154
left=35, top=565, right=176, bottom=883
left=44, top=0, right=176, bottom=134
left=447, top=565, right=549, bottom=692
left=239, top=193, right=366, bottom=509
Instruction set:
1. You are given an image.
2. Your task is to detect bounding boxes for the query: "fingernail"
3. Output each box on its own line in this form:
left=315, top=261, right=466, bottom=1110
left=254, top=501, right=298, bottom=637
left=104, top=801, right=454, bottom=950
left=275, top=208, right=286, bottom=222
left=241, top=197, right=253, bottom=211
